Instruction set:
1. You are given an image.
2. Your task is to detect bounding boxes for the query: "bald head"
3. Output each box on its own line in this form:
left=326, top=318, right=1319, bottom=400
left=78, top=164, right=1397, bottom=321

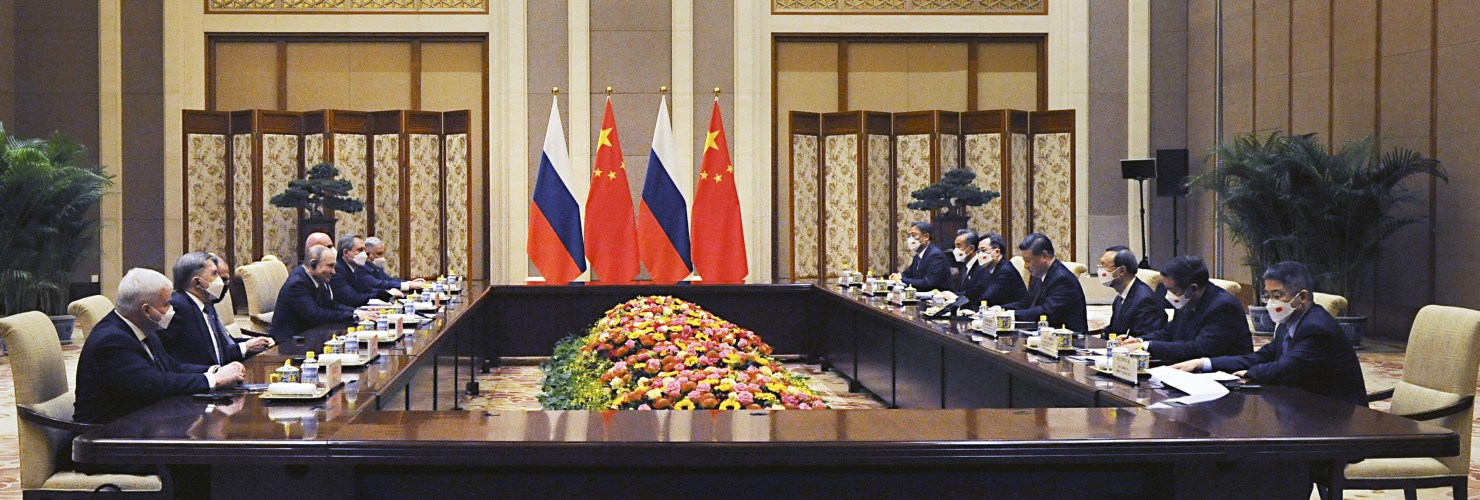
left=304, top=232, right=333, bottom=253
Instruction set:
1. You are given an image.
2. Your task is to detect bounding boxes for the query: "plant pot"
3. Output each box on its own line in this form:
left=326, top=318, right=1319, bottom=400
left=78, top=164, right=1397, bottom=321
left=298, top=215, right=338, bottom=260
left=1248, top=306, right=1275, bottom=335
left=50, top=314, right=77, bottom=345
left=930, top=213, right=969, bottom=252
left=1336, top=316, right=1367, bottom=348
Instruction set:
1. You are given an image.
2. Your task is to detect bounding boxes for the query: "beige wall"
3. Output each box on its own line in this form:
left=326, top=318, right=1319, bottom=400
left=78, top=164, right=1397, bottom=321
left=1181, top=0, right=1479, bottom=341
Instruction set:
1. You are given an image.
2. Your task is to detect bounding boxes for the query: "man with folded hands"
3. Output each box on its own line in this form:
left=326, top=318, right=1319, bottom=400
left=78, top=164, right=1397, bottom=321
left=1099, top=245, right=1168, bottom=338
left=330, top=233, right=402, bottom=307
left=159, top=252, right=272, bottom=366
left=362, top=236, right=427, bottom=292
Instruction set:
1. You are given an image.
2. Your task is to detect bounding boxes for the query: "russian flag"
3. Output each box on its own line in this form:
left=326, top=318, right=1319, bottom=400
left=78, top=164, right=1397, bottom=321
left=527, top=96, right=586, bottom=285
left=637, top=95, right=693, bottom=283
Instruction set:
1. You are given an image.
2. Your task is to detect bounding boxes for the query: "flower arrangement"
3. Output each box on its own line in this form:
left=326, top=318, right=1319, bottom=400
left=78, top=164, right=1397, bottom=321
left=539, top=296, right=827, bottom=410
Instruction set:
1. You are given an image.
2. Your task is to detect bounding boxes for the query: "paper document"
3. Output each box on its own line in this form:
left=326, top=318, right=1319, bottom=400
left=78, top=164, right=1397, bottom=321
left=366, top=298, right=390, bottom=306
left=1146, top=366, right=1230, bottom=408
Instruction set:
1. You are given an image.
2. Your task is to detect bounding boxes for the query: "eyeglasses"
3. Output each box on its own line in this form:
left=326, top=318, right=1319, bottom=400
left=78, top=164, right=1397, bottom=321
left=1260, top=290, right=1296, bottom=302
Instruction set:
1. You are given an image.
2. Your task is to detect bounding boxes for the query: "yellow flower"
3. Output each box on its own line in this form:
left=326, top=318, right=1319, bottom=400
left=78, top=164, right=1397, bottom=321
left=766, top=382, right=785, bottom=393
left=684, top=356, right=700, bottom=367
left=704, top=378, right=720, bottom=386
left=719, top=400, right=741, bottom=410
left=675, top=399, right=696, bottom=410
left=760, top=366, right=773, bottom=376
left=696, top=332, right=710, bottom=342
left=653, top=332, right=667, bottom=341
left=646, top=388, right=662, bottom=400
left=626, top=331, right=641, bottom=340
left=716, top=382, right=733, bottom=392
left=686, top=318, right=701, bottom=327
left=755, top=357, right=770, bottom=366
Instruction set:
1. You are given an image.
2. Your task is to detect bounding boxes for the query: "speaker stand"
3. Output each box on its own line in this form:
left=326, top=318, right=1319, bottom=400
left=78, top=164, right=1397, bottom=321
left=1136, top=178, right=1152, bottom=269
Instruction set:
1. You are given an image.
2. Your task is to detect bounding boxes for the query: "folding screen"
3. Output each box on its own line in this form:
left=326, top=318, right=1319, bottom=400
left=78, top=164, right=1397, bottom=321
left=256, top=111, right=305, bottom=268
left=788, top=111, right=821, bottom=280
left=820, top=111, right=892, bottom=278
left=369, top=111, right=405, bottom=277
left=1027, top=109, right=1076, bottom=261
left=892, top=110, right=961, bottom=269
left=442, top=111, right=473, bottom=278
left=302, top=110, right=372, bottom=239
left=961, top=110, right=1030, bottom=246
left=182, top=111, right=231, bottom=261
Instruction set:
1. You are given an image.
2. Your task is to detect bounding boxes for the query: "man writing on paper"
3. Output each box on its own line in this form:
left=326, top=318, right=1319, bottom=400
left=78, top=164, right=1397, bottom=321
left=1171, top=261, right=1365, bottom=406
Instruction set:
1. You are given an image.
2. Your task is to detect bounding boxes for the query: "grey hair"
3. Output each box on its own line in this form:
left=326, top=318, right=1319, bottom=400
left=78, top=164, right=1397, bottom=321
left=336, top=233, right=363, bottom=256
left=116, top=268, right=172, bottom=313
left=171, top=252, right=214, bottom=292
left=364, top=236, right=385, bottom=251
left=305, top=244, right=334, bottom=268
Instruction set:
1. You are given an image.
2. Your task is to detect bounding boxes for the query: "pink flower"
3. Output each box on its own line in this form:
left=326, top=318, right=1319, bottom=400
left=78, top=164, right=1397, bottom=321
left=638, top=404, right=653, bottom=410
left=697, top=382, right=712, bottom=393
left=646, top=359, right=661, bottom=372
left=799, top=403, right=811, bottom=410
left=624, top=340, right=636, bottom=349
left=664, top=379, right=681, bottom=392
left=612, top=361, right=627, bottom=370
left=782, top=395, right=798, bottom=406
left=687, top=390, right=703, bottom=401
left=736, top=391, right=755, bottom=405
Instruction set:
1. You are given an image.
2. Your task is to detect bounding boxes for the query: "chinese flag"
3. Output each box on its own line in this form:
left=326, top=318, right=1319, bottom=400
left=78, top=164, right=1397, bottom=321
left=690, top=99, right=748, bottom=283
left=582, top=97, right=641, bottom=284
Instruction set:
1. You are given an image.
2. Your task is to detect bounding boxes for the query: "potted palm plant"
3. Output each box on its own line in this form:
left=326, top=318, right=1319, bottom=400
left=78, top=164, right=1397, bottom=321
left=1194, top=131, right=1447, bottom=345
left=908, top=167, right=1000, bottom=249
left=269, top=162, right=364, bottom=256
left=0, top=123, right=113, bottom=344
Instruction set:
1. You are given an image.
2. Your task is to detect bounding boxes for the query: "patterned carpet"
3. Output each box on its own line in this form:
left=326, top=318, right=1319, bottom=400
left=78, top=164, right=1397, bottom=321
left=0, top=331, right=1472, bottom=498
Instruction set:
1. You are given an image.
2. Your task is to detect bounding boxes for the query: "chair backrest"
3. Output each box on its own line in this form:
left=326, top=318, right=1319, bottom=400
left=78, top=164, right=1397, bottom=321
left=67, top=295, right=114, bottom=339
left=1009, top=256, right=1030, bottom=288
left=0, top=311, right=72, bottom=488
left=1393, top=305, right=1480, bottom=473
left=238, top=256, right=290, bottom=317
left=1136, top=268, right=1163, bottom=290
left=1061, top=261, right=1088, bottom=277
left=214, top=286, right=239, bottom=331
left=1311, top=292, right=1347, bottom=317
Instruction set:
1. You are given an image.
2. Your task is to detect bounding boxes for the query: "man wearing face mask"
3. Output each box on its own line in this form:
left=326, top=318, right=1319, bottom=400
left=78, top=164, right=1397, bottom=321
left=889, top=221, right=951, bottom=291
left=1100, top=246, right=1168, bottom=337
left=973, top=232, right=1027, bottom=306
left=1000, top=233, right=1087, bottom=332
left=361, top=236, right=426, bottom=292
left=331, top=233, right=402, bottom=307
left=1119, top=255, right=1251, bottom=363
left=159, top=252, right=273, bottom=366
left=75, top=268, right=246, bottom=424
left=269, top=245, right=378, bottom=343
left=1172, top=261, right=1365, bottom=406
left=949, top=229, right=990, bottom=304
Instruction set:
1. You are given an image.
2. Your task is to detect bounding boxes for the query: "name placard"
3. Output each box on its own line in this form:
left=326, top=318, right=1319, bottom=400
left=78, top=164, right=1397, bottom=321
left=1039, top=329, right=1060, bottom=358
left=1112, top=352, right=1140, bottom=385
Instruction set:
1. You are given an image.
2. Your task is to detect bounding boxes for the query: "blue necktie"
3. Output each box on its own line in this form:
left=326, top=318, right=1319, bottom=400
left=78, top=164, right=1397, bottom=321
left=204, top=303, right=231, bottom=364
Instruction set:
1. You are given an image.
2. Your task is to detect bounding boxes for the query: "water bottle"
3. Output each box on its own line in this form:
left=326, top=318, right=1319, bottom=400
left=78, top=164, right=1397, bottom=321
left=376, top=315, right=388, bottom=332
left=343, top=332, right=359, bottom=356
left=302, top=351, right=320, bottom=387
left=1105, top=334, right=1119, bottom=360
left=1038, top=315, right=1051, bottom=337
left=403, top=298, right=416, bottom=316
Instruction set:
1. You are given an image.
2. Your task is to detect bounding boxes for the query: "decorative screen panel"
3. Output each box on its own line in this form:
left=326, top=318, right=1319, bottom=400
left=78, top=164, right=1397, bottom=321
left=407, top=133, right=443, bottom=278
left=823, top=134, right=860, bottom=277
left=372, top=134, right=402, bottom=277
left=866, top=134, right=892, bottom=275
left=791, top=134, right=820, bottom=279
left=231, top=134, right=256, bottom=265
left=262, top=133, right=301, bottom=266
left=964, top=133, right=1003, bottom=235
left=1009, top=132, right=1030, bottom=246
left=444, top=133, right=470, bottom=277
left=186, top=134, right=229, bottom=256
left=333, top=134, right=368, bottom=237
left=894, top=134, right=932, bottom=268
left=304, top=133, right=326, bottom=166
left=1031, top=132, right=1073, bottom=260
left=939, top=134, right=960, bottom=171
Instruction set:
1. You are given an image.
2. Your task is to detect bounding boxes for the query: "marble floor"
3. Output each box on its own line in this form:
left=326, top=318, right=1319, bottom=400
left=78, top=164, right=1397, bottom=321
left=0, top=331, right=1472, bottom=499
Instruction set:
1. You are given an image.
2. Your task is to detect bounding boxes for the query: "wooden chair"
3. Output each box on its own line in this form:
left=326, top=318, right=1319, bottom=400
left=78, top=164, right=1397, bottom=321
left=0, top=311, right=169, bottom=499
left=237, top=255, right=289, bottom=335
left=1317, top=305, right=1480, bottom=499
left=66, top=295, right=114, bottom=341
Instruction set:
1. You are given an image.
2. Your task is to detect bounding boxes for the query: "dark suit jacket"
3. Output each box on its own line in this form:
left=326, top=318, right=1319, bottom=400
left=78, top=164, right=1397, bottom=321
left=1003, top=260, right=1088, bottom=332
left=953, top=259, right=992, bottom=305
left=158, top=291, right=246, bottom=367
left=362, top=261, right=405, bottom=291
left=1141, top=285, right=1252, bottom=363
left=269, top=266, right=358, bottom=342
left=901, top=244, right=951, bottom=292
left=75, top=311, right=211, bottom=424
left=1211, top=306, right=1366, bottom=406
left=331, top=259, right=391, bottom=307
left=1106, top=278, right=1169, bottom=337
left=980, top=257, right=1028, bottom=307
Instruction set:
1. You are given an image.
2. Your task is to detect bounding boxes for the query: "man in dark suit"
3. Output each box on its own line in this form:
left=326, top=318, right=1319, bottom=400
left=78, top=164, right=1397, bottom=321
left=1173, top=261, right=1366, bottom=406
left=269, top=244, right=377, bottom=343
left=1000, top=233, right=1087, bottom=332
left=363, top=236, right=427, bottom=292
left=331, top=233, right=401, bottom=307
left=890, top=221, right=950, bottom=291
left=75, top=268, right=245, bottom=424
left=1100, top=246, right=1168, bottom=337
left=970, top=232, right=1030, bottom=306
left=1120, top=255, right=1252, bottom=363
left=159, top=252, right=272, bottom=366
left=949, top=229, right=989, bottom=304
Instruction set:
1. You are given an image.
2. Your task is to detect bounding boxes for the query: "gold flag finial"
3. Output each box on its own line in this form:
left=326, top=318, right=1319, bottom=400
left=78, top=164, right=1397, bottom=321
left=552, top=87, right=560, bottom=95
left=659, top=86, right=668, bottom=95
left=714, top=87, right=721, bottom=97
left=605, top=86, right=613, bottom=95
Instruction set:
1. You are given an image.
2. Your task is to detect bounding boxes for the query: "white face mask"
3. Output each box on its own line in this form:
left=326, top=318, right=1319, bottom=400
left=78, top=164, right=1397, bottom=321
left=1266, top=293, right=1301, bottom=323
left=907, top=237, right=921, bottom=252
left=373, top=257, right=388, bottom=268
left=978, top=251, right=994, bottom=266
left=1165, top=289, right=1188, bottom=310
left=201, top=276, right=226, bottom=300
left=953, top=248, right=968, bottom=263
left=148, top=304, right=175, bottom=330
left=353, top=252, right=368, bottom=266
left=1097, top=267, right=1117, bottom=287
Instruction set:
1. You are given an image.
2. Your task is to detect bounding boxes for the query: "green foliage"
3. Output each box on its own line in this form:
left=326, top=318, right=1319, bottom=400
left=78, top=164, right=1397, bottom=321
left=538, top=329, right=615, bottom=410
left=907, top=168, right=1000, bottom=216
left=269, top=162, right=364, bottom=216
left=0, top=123, right=113, bottom=316
left=1192, top=131, right=1448, bottom=303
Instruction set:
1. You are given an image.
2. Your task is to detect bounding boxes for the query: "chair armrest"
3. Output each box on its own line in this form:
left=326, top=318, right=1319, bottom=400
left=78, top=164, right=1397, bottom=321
left=1367, top=388, right=1395, bottom=402
left=1398, top=395, right=1475, bottom=422
left=17, top=404, right=101, bottom=434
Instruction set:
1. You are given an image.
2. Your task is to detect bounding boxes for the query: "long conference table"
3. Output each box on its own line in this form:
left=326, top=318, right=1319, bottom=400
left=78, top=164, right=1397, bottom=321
left=74, top=282, right=1456, bottom=498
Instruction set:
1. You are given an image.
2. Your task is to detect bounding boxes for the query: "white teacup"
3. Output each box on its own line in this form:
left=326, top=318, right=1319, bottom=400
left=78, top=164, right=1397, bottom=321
left=1026, top=336, right=1041, bottom=349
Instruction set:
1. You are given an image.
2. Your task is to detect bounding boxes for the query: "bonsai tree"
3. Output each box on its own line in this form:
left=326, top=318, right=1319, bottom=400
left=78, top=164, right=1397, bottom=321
left=0, top=123, right=113, bottom=317
left=1193, top=131, right=1447, bottom=302
left=907, top=167, right=1001, bottom=217
left=269, top=162, right=364, bottom=218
